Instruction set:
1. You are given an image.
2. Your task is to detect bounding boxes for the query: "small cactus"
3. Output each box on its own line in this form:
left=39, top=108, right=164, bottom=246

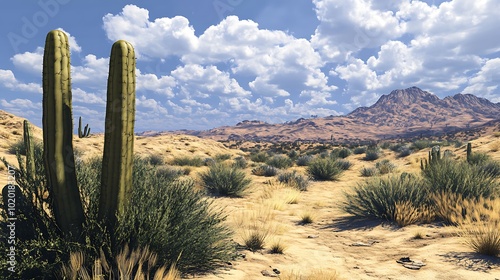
left=466, top=142, right=472, bottom=162
left=78, top=116, right=91, bottom=138
left=23, top=120, right=35, bottom=181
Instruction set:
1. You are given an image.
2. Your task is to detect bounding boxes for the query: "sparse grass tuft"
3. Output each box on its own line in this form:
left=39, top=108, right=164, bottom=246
left=269, top=239, right=287, bottom=254
left=243, top=230, right=267, bottom=252
left=296, top=155, right=313, bottom=166
left=360, top=167, right=377, bottom=177
left=375, top=159, right=396, bottom=174
left=171, top=156, right=204, bottom=167
left=278, top=171, right=310, bottom=191
left=300, top=212, right=315, bottom=225
left=252, top=165, right=279, bottom=177
left=364, top=149, right=380, bottom=161
left=266, top=154, right=293, bottom=169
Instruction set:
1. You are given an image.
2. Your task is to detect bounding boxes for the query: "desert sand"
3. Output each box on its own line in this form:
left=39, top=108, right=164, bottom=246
left=1, top=110, right=499, bottom=279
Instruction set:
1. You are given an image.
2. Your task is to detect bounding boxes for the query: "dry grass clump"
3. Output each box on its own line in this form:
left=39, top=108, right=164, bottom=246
left=393, top=201, right=435, bottom=227
left=60, top=246, right=181, bottom=279
left=434, top=193, right=500, bottom=256
left=242, top=230, right=268, bottom=252
left=299, top=211, right=316, bottom=225
left=269, top=239, right=287, bottom=254
left=278, top=269, right=338, bottom=280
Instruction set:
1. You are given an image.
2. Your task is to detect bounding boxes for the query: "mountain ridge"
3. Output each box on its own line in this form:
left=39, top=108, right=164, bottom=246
left=163, top=86, right=499, bottom=142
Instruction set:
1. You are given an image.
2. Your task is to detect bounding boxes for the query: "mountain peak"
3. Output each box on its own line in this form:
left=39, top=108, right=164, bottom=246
left=375, top=86, right=439, bottom=106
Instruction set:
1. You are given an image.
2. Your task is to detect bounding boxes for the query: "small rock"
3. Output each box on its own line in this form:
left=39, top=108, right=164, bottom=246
left=308, top=235, right=319, bottom=238
left=273, top=268, right=280, bottom=274
left=261, top=270, right=278, bottom=277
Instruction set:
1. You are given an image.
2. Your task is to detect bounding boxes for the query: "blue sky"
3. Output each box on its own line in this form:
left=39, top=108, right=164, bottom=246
left=1, top=0, right=499, bottom=133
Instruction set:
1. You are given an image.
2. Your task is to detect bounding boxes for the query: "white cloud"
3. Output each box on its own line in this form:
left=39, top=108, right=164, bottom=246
left=171, top=64, right=250, bottom=97
left=72, top=55, right=109, bottom=87
left=136, top=69, right=176, bottom=97
left=72, top=88, right=106, bottom=105
left=0, top=98, right=41, bottom=120
left=136, top=95, right=169, bottom=115
left=463, top=58, right=500, bottom=102
left=311, top=0, right=406, bottom=62
left=0, top=69, right=42, bottom=93
left=102, top=4, right=198, bottom=58
left=57, top=28, right=82, bottom=53
left=11, top=47, right=43, bottom=74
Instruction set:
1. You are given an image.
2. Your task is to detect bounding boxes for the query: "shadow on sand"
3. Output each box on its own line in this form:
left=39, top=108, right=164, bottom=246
left=438, top=251, right=500, bottom=272
left=321, top=215, right=399, bottom=232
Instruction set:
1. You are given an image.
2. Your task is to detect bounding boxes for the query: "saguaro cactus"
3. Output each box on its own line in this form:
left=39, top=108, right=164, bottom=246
left=78, top=116, right=91, bottom=138
left=466, top=142, right=472, bottom=162
left=42, top=30, right=84, bottom=238
left=98, top=40, right=136, bottom=229
left=23, top=120, right=35, bottom=181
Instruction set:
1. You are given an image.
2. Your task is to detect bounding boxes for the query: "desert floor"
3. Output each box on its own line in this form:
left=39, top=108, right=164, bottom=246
left=1, top=111, right=499, bottom=279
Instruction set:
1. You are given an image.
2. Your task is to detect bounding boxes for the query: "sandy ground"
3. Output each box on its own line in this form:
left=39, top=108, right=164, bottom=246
left=1, top=110, right=500, bottom=279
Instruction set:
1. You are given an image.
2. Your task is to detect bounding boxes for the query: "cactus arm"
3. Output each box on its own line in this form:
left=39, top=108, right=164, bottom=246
left=98, top=40, right=136, bottom=228
left=42, top=30, right=84, bottom=239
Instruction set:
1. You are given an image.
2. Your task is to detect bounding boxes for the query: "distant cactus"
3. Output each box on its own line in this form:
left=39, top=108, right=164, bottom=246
left=420, top=145, right=443, bottom=170
left=42, top=30, right=84, bottom=239
left=466, top=142, right=472, bottom=162
left=98, top=40, right=136, bottom=229
left=78, top=116, right=91, bottom=138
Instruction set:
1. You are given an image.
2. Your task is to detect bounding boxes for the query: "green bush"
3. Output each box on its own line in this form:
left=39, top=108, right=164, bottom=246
left=467, top=152, right=491, bottom=165
left=334, top=148, right=352, bottom=159
left=251, top=165, right=279, bottom=177
left=171, top=156, right=204, bottom=167
left=200, top=164, right=252, bottom=197
left=307, top=158, right=344, bottom=181
left=480, top=160, right=500, bottom=177
left=146, top=154, right=164, bottom=166
left=232, top=156, right=247, bottom=169
left=287, top=150, right=299, bottom=160
left=422, top=158, right=499, bottom=199
left=411, top=140, right=432, bottom=150
left=277, top=171, right=310, bottom=191
left=250, top=151, right=268, bottom=163
left=364, top=149, right=380, bottom=161
left=360, top=167, right=378, bottom=177
left=215, top=153, right=232, bottom=162
left=296, top=155, right=313, bottom=166
left=335, top=159, right=352, bottom=171
left=397, top=147, right=412, bottom=158
left=353, top=146, right=367, bottom=155
left=375, top=159, right=396, bottom=174
left=342, top=174, right=431, bottom=226
left=266, top=154, right=293, bottom=169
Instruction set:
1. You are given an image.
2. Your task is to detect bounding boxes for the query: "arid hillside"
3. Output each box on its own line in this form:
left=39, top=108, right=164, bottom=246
left=169, top=87, right=500, bottom=142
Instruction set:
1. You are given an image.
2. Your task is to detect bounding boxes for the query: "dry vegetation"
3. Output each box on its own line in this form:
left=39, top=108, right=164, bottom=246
left=1, top=110, right=500, bottom=279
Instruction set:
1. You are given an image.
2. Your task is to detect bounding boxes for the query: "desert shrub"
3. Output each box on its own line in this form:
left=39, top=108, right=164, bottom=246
left=232, top=156, right=247, bottom=169
left=252, top=165, right=279, bottom=177
left=467, top=152, right=491, bottom=165
left=411, top=140, right=431, bottom=150
left=389, top=143, right=405, bottom=152
left=277, top=171, right=310, bottom=191
left=375, top=159, right=396, bottom=174
left=335, top=159, right=352, bottom=171
left=215, top=153, right=232, bottom=162
left=155, top=166, right=185, bottom=180
left=287, top=149, right=299, bottom=160
left=353, top=146, right=367, bottom=154
left=479, top=160, right=500, bottom=177
left=171, top=156, right=204, bottom=167
left=362, top=149, right=379, bottom=161
left=397, top=147, right=412, bottom=158
left=250, top=151, right=268, bottom=163
left=266, top=154, right=293, bottom=169
left=307, top=158, right=344, bottom=181
left=422, top=159, right=499, bottom=199
left=336, top=148, right=352, bottom=159
left=200, top=164, right=251, bottom=197
left=300, top=212, right=315, bottom=224
left=380, top=142, right=391, bottom=150
left=146, top=154, right=165, bottom=166
left=360, top=167, right=378, bottom=177
left=296, top=155, right=313, bottom=166
left=343, top=174, right=432, bottom=226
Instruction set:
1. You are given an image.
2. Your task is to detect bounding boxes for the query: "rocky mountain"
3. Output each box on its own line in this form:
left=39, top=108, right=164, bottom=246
left=169, top=86, right=500, bottom=142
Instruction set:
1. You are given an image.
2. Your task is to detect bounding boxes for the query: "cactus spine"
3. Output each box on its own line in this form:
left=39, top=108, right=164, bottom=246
left=78, top=116, right=91, bottom=138
left=98, top=40, right=136, bottom=228
left=42, top=30, right=84, bottom=238
left=23, top=120, right=35, bottom=181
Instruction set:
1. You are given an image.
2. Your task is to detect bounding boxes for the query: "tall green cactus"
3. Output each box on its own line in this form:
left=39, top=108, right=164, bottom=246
left=23, top=120, right=35, bottom=181
left=78, top=116, right=91, bottom=138
left=42, top=30, right=84, bottom=239
left=98, top=40, right=136, bottom=229
left=466, top=142, right=472, bottom=162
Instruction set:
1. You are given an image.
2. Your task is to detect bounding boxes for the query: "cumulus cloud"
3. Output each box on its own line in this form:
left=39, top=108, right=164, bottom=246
left=0, top=69, right=42, bottom=93
left=11, top=47, right=43, bottom=74
left=463, top=58, right=500, bottom=102
left=102, top=4, right=198, bottom=58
